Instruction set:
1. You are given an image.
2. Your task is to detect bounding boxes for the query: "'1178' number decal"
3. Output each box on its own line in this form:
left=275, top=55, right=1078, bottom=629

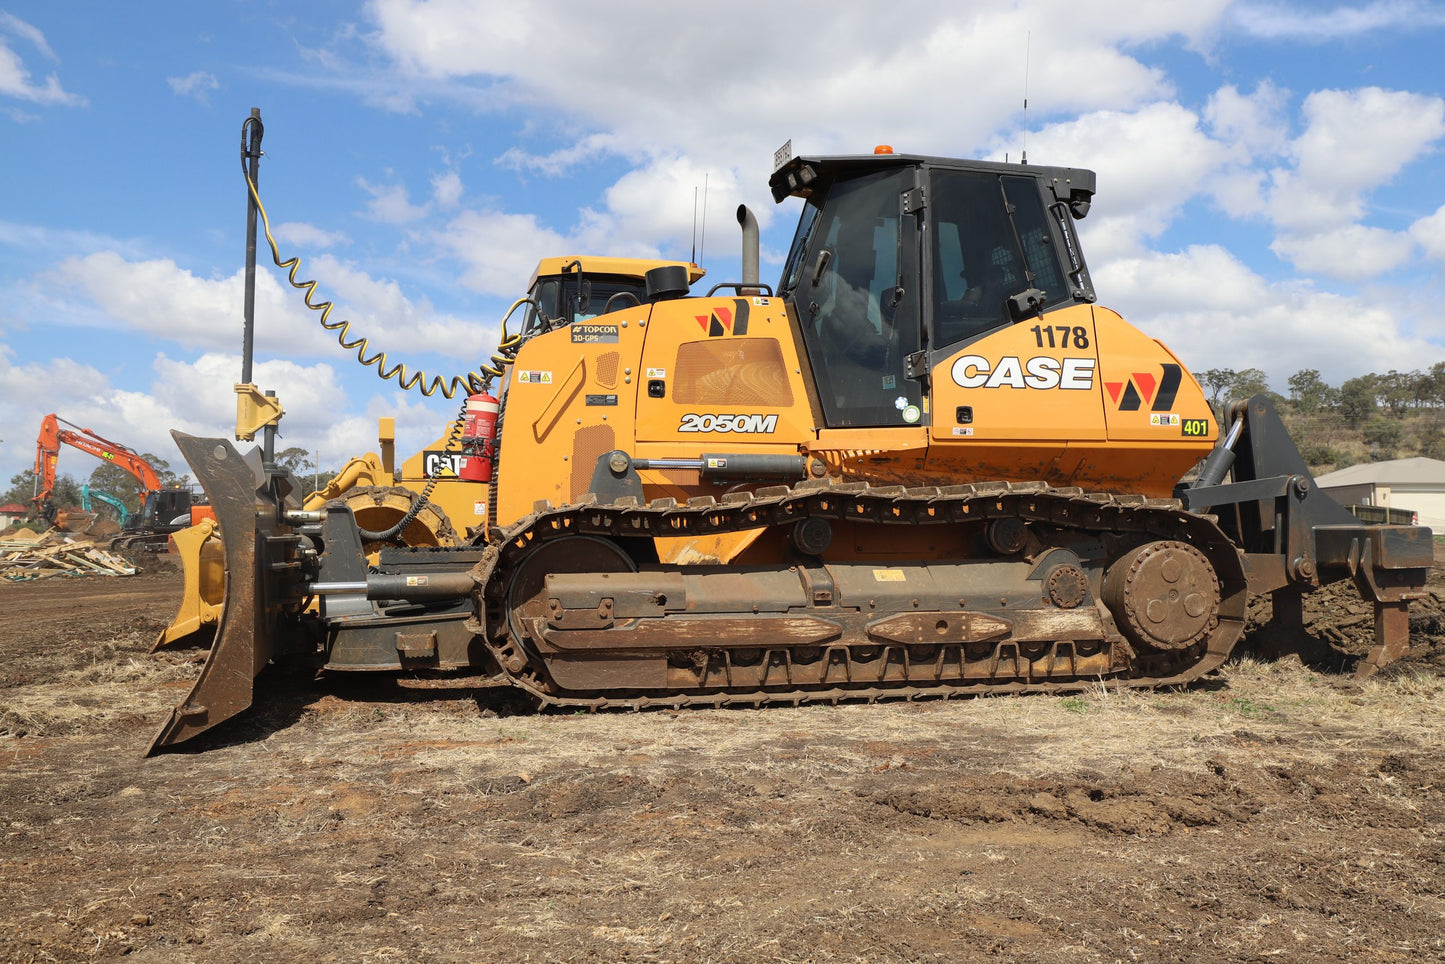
left=1030, top=324, right=1090, bottom=349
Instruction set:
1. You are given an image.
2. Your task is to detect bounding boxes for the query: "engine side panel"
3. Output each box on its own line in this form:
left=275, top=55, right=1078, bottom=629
left=927, top=304, right=1215, bottom=496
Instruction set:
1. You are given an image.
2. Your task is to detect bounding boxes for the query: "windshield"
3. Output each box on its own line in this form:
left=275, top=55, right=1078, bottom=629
left=930, top=171, right=1073, bottom=350
left=523, top=274, right=651, bottom=333
left=789, top=168, right=923, bottom=428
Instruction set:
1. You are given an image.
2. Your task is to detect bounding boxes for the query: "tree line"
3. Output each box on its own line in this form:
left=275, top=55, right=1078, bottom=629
left=1200, top=364, right=1445, bottom=467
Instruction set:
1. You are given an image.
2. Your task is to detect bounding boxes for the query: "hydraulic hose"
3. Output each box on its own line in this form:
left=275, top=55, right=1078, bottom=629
left=237, top=126, right=528, bottom=397
left=233, top=112, right=541, bottom=542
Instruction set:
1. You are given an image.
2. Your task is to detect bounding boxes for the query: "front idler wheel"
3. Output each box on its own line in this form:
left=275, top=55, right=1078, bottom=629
left=1102, top=541, right=1220, bottom=653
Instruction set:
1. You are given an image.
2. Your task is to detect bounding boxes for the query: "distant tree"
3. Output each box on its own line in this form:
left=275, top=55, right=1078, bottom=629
left=1229, top=368, right=1272, bottom=400
left=1287, top=369, right=1336, bottom=414
left=275, top=446, right=314, bottom=474
left=1409, top=370, right=1435, bottom=409
left=1339, top=375, right=1377, bottom=426
left=87, top=462, right=141, bottom=513
left=1296, top=441, right=1339, bottom=470
left=1377, top=370, right=1414, bottom=415
left=3, top=469, right=83, bottom=516
left=1363, top=418, right=1401, bottom=453
left=1200, top=368, right=1236, bottom=419
left=1422, top=427, right=1445, bottom=461
left=1428, top=362, right=1445, bottom=407
left=274, top=445, right=335, bottom=491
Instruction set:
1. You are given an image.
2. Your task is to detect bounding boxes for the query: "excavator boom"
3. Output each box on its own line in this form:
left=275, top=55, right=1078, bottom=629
left=33, top=414, right=161, bottom=519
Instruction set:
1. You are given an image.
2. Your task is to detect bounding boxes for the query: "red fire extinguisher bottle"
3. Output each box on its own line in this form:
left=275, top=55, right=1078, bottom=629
left=458, top=392, right=499, bottom=482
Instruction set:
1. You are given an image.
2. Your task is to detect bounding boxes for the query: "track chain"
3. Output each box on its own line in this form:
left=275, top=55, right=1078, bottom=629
left=464, top=478, right=1248, bottom=710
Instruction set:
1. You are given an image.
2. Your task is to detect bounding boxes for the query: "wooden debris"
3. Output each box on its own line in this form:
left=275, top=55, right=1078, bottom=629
left=1, top=529, right=135, bottom=580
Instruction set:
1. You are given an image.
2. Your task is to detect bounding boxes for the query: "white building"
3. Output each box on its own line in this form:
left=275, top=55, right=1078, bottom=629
left=1313, top=457, right=1445, bottom=529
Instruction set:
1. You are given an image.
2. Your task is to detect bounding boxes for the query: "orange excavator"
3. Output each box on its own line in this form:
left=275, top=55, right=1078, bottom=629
left=33, top=414, right=205, bottom=551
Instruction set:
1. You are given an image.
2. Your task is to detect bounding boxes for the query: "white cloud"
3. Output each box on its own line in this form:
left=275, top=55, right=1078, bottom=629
left=602, top=157, right=747, bottom=253
left=431, top=169, right=463, bottom=208
left=1019, top=102, right=1232, bottom=260
left=166, top=70, right=220, bottom=104
left=357, top=176, right=429, bottom=222
left=305, top=253, right=497, bottom=357
left=0, top=346, right=200, bottom=487
left=1270, top=224, right=1415, bottom=279
left=0, top=13, right=85, bottom=107
left=1268, top=87, right=1445, bottom=232
left=0, top=329, right=486, bottom=490
left=0, top=13, right=56, bottom=60
left=1231, top=1, right=1445, bottom=41
left=273, top=221, right=351, bottom=249
left=1094, top=244, right=1441, bottom=382
left=434, top=209, right=571, bottom=296
left=36, top=251, right=495, bottom=368
left=496, top=133, right=626, bottom=177
left=1204, top=81, right=1291, bottom=159
left=1409, top=203, right=1445, bottom=264
left=41, top=252, right=321, bottom=353
left=363, top=1, right=1234, bottom=218
left=1209, top=167, right=1269, bottom=220
left=146, top=353, right=470, bottom=485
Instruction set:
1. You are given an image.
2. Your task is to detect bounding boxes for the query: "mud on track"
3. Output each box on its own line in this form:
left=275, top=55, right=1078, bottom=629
left=1, top=559, right=1444, bottom=962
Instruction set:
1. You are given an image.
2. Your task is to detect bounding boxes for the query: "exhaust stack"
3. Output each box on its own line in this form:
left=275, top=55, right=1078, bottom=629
left=737, top=204, right=759, bottom=288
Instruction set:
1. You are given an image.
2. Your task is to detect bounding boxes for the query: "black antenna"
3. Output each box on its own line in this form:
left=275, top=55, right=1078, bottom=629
left=699, top=173, right=709, bottom=264
left=1021, top=30, right=1030, bottom=165
left=691, top=186, right=699, bottom=263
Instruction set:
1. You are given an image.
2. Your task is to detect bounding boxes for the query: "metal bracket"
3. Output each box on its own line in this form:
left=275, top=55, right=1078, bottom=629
left=234, top=383, right=284, bottom=441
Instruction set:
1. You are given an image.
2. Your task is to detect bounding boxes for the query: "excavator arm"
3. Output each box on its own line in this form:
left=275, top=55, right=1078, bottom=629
left=32, top=413, right=163, bottom=520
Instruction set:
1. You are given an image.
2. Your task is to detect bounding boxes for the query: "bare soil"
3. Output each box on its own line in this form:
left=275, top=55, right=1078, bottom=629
left=2, top=556, right=1444, bottom=963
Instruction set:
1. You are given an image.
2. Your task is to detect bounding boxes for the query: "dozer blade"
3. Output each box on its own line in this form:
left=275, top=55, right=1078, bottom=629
left=148, top=433, right=277, bottom=755
left=152, top=517, right=223, bottom=651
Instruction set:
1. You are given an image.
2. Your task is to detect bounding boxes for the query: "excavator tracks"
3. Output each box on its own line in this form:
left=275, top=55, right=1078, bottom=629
left=464, top=480, right=1250, bottom=710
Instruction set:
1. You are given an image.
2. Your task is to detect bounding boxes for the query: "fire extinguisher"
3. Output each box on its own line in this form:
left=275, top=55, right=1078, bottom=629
left=458, top=392, right=499, bottom=482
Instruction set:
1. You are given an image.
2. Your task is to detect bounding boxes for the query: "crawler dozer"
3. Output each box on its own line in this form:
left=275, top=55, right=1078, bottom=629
left=150, top=148, right=1434, bottom=753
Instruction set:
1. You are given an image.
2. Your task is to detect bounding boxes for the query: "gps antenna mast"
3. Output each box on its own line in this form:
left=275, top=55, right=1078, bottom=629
left=1021, top=31, right=1030, bottom=165
left=234, top=108, right=284, bottom=454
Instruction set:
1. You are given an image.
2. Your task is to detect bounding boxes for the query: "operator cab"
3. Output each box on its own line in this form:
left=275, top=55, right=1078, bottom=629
left=521, top=256, right=706, bottom=334
left=772, top=152, right=1097, bottom=428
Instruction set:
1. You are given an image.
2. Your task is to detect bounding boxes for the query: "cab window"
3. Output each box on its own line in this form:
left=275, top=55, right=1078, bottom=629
left=929, top=171, right=1072, bottom=351
left=789, top=168, right=922, bottom=428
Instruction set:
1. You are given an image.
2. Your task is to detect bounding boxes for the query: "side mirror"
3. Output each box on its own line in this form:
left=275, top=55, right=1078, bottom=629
left=1006, top=288, right=1048, bottom=321
left=810, top=248, right=833, bottom=286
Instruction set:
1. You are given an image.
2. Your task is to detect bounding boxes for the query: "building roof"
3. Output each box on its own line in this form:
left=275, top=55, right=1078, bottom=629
left=0, top=503, right=28, bottom=513
left=1314, top=456, right=1445, bottom=488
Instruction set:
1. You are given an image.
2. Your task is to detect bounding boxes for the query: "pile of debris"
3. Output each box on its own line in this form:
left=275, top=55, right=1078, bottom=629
left=0, top=527, right=135, bottom=581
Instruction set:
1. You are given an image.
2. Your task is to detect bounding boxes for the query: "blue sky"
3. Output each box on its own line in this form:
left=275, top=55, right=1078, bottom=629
left=3, top=1, right=1444, bottom=488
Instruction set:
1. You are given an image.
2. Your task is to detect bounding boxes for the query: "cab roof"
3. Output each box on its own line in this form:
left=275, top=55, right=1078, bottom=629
left=528, top=256, right=706, bottom=290
left=768, top=152, right=1096, bottom=214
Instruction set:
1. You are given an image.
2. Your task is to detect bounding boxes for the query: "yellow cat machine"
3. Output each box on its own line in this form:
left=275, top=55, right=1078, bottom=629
left=153, top=254, right=706, bottom=650
left=148, top=144, right=1433, bottom=753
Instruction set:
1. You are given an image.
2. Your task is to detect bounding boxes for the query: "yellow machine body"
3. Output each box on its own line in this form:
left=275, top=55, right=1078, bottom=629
left=491, top=298, right=1214, bottom=558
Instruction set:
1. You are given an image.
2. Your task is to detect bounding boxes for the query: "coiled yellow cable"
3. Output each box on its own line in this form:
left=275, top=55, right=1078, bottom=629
left=242, top=163, right=527, bottom=397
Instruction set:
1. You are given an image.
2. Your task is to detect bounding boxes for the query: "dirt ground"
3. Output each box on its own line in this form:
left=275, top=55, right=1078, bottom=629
left=2, top=554, right=1444, bottom=963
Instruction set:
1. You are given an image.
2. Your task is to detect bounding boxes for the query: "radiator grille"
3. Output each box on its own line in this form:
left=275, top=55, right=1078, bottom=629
left=674, top=338, right=792, bottom=406
left=570, top=424, right=616, bottom=501
left=594, top=351, right=620, bottom=389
